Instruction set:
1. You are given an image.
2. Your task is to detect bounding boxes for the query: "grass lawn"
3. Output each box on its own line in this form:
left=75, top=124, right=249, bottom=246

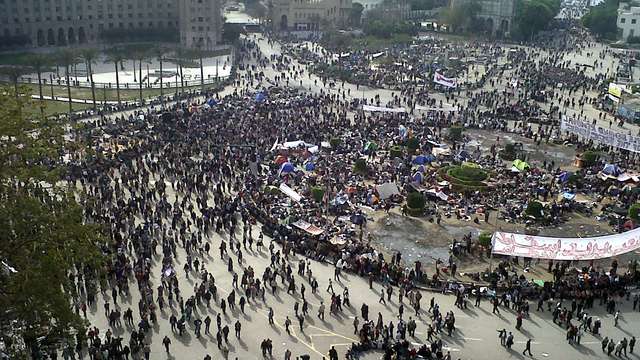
left=24, top=99, right=92, bottom=117
left=0, top=52, right=33, bottom=65
left=351, top=34, right=414, bottom=51
left=24, top=81, right=223, bottom=102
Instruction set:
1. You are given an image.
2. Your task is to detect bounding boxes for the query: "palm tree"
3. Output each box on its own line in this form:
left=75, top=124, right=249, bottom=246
left=25, top=54, right=52, bottom=116
left=170, top=47, right=191, bottom=95
left=104, top=47, right=126, bottom=105
left=192, top=47, right=207, bottom=92
left=55, top=49, right=80, bottom=115
left=127, top=45, right=152, bottom=106
left=151, top=46, right=167, bottom=102
left=0, top=65, right=30, bottom=100
left=79, top=48, right=99, bottom=112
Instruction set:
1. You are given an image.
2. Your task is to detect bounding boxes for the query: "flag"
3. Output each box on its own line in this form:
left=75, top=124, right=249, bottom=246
left=433, top=72, right=457, bottom=88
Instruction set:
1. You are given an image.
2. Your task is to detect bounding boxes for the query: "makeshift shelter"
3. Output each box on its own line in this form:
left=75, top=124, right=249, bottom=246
left=279, top=162, right=295, bottom=175
left=255, top=91, right=266, bottom=102
left=412, top=171, right=424, bottom=183
left=275, top=155, right=288, bottom=166
left=364, top=141, right=378, bottom=154
left=557, top=171, right=571, bottom=183
left=455, top=150, right=470, bottom=162
left=350, top=213, right=366, bottom=225
left=602, top=163, right=622, bottom=176
left=376, top=182, right=401, bottom=200
left=511, top=159, right=530, bottom=172
left=413, top=154, right=435, bottom=165
left=304, top=162, right=315, bottom=171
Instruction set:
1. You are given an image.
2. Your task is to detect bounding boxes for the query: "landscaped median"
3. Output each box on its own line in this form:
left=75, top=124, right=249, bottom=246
left=438, top=163, right=490, bottom=192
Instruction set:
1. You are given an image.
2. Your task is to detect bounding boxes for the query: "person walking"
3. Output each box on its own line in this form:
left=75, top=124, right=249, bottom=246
left=523, top=339, right=533, bottom=356
left=318, top=302, right=325, bottom=321
left=285, top=316, right=292, bottom=335
left=630, top=336, right=636, bottom=354
left=162, top=335, right=171, bottom=353
left=235, top=320, right=241, bottom=338
left=497, top=328, right=507, bottom=346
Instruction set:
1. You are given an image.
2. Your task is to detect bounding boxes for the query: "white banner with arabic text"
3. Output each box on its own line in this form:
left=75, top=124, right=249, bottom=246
left=491, top=228, right=640, bottom=260
left=561, top=118, right=640, bottom=153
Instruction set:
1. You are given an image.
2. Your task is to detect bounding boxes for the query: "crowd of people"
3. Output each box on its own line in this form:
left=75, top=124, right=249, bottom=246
left=32, top=15, right=640, bottom=360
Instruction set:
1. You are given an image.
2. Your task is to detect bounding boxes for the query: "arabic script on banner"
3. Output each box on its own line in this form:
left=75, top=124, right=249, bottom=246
left=561, top=118, right=640, bottom=153
left=491, top=228, right=640, bottom=260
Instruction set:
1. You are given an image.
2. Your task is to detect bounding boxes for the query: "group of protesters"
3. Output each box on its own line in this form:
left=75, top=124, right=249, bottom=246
left=39, top=13, right=640, bottom=360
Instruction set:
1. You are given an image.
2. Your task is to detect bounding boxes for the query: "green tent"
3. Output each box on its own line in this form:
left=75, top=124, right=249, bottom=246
left=512, top=159, right=530, bottom=172
left=364, top=141, right=378, bottom=152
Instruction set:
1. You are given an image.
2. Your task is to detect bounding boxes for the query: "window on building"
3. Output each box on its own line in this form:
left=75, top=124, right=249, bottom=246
left=633, top=19, right=637, bottom=24
left=622, top=18, right=626, bottom=23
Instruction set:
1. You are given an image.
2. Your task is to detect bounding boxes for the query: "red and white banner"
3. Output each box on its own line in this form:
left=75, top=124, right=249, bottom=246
left=491, top=228, right=640, bottom=260
left=433, top=73, right=457, bottom=88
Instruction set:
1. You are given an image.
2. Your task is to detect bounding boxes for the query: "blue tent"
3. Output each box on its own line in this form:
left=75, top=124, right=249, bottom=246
left=304, top=162, right=315, bottom=171
left=255, top=92, right=266, bottom=103
left=456, top=150, right=470, bottom=161
left=207, top=98, right=217, bottom=107
left=280, top=162, right=294, bottom=174
left=413, top=154, right=435, bottom=165
left=603, top=163, right=622, bottom=176
left=350, top=213, right=366, bottom=225
left=557, top=171, right=571, bottom=183
left=412, top=171, right=424, bottom=183
left=417, top=165, right=426, bottom=173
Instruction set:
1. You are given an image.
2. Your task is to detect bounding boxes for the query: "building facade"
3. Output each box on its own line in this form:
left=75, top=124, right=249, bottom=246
left=618, top=2, right=640, bottom=41
left=450, top=0, right=516, bottom=37
left=269, top=0, right=353, bottom=31
left=0, top=0, right=222, bottom=50
left=179, top=0, right=223, bottom=50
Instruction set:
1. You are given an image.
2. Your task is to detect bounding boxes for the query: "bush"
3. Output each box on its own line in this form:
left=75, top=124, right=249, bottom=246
left=447, top=166, right=488, bottom=182
left=526, top=201, right=544, bottom=219
left=390, top=145, right=404, bottom=158
left=478, top=232, right=493, bottom=248
left=438, top=166, right=489, bottom=192
left=329, top=137, right=341, bottom=149
left=567, top=173, right=584, bottom=187
left=354, top=158, right=368, bottom=175
left=406, top=191, right=426, bottom=210
left=629, top=203, right=640, bottom=221
left=406, top=137, right=420, bottom=152
left=311, top=187, right=325, bottom=203
left=581, top=151, right=599, bottom=168
left=447, top=126, right=463, bottom=141
left=500, top=143, right=517, bottom=161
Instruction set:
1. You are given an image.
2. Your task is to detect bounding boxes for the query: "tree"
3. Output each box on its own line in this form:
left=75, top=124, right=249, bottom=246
left=349, top=2, right=365, bottom=27
left=104, top=47, right=127, bottom=106
left=0, top=65, right=30, bottom=101
left=581, top=150, right=599, bottom=167
left=223, top=23, right=244, bottom=44
left=55, top=49, right=80, bottom=115
left=24, top=54, right=52, bottom=116
left=582, top=0, right=618, bottom=39
left=629, top=203, right=640, bottom=222
left=168, top=47, right=192, bottom=96
left=440, top=0, right=481, bottom=33
left=514, top=0, right=561, bottom=39
left=80, top=48, right=99, bottom=112
left=126, top=45, right=153, bottom=106
left=0, top=85, right=104, bottom=358
left=151, top=46, right=168, bottom=102
left=354, top=158, right=368, bottom=174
